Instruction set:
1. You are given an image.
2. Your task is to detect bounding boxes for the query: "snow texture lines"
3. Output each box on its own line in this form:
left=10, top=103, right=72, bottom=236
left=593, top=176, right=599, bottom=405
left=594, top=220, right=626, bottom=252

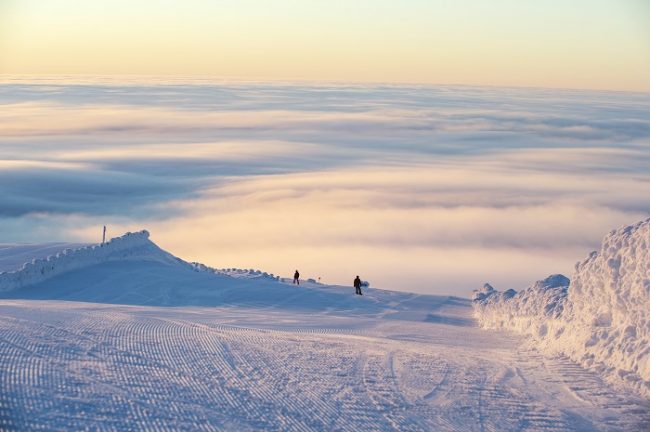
left=1, top=297, right=649, bottom=431
left=1, top=224, right=648, bottom=430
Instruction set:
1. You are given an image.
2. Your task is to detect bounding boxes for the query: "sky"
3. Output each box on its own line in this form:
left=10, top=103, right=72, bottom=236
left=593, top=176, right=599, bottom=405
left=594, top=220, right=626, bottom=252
left=1, top=0, right=649, bottom=91
left=1, top=80, right=649, bottom=295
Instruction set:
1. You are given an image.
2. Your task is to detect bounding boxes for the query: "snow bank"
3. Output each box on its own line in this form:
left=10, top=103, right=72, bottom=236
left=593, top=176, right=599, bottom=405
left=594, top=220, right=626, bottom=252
left=0, top=242, right=88, bottom=272
left=474, top=218, right=650, bottom=398
left=473, top=276, right=569, bottom=335
left=190, top=263, right=280, bottom=282
left=0, top=231, right=181, bottom=292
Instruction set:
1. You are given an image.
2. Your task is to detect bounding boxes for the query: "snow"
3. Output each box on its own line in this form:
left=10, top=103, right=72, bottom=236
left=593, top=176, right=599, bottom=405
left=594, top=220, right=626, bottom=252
left=0, top=242, right=87, bottom=272
left=1, top=231, right=649, bottom=430
left=191, top=262, right=280, bottom=281
left=0, top=231, right=179, bottom=293
left=474, top=218, right=650, bottom=399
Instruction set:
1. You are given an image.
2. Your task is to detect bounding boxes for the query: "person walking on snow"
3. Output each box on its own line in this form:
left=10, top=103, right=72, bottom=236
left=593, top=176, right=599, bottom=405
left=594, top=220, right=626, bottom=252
left=354, top=276, right=363, bottom=295
left=293, top=270, right=300, bottom=285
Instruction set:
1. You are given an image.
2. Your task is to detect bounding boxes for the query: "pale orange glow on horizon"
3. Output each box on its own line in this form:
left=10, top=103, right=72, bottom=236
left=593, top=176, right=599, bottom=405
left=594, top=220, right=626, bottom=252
left=1, top=0, right=649, bottom=92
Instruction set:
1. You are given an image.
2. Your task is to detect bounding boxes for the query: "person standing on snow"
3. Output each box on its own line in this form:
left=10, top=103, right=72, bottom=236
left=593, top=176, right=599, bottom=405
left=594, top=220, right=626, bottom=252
left=293, top=270, right=300, bottom=285
left=354, top=276, right=363, bottom=295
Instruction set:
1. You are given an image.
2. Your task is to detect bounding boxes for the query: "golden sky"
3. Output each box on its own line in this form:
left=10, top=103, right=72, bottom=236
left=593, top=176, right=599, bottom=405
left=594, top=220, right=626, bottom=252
left=1, top=0, right=649, bottom=91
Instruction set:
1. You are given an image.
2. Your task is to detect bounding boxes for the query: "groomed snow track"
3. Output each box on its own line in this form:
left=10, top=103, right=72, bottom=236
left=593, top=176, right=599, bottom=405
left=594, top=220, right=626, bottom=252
left=1, top=299, right=648, bottom=431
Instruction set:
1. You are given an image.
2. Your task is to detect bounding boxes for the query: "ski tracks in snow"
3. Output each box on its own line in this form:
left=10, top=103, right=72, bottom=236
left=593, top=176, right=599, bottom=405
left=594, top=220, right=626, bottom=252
left=0, top=300, right=649, bottom=431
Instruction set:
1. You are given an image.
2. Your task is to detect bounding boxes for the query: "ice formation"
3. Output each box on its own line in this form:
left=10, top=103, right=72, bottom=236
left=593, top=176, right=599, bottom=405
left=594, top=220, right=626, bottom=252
left=474, top=218, right=650, bottom=398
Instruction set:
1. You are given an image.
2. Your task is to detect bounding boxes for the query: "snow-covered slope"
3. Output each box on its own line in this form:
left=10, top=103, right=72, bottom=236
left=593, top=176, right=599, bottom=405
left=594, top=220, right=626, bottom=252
left=0, top=242, right=88, bottom=272
left=474, top=218, right=650, bottom=398
left=0, top=231, right=184, bottom=292
left=1, top=229, right=649, bottom=430
left=191, top=262, right=280, bottom=281
left=0, top=231, right=387, bottom=313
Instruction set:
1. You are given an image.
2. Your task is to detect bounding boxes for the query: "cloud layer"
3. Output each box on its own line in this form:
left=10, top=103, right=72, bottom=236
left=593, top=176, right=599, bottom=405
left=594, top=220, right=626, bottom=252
left=1, top=81, right=649, bottom=294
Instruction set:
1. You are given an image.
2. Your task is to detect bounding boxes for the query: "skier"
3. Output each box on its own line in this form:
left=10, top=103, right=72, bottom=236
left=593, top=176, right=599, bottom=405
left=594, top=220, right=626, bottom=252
left=354, top=275, right=362, bottom=295
left=293, top=270, right=300, bottom=285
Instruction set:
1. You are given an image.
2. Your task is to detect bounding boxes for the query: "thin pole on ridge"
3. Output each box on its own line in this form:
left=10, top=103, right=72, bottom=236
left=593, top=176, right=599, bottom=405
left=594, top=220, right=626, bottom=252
left=102, top=225, right=106, bottom=245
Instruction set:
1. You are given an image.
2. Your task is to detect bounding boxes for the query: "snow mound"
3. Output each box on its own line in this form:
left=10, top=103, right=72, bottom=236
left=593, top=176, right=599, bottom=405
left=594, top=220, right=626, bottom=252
left=474, top=218, right=650, bottom=398
left=0, top=231, right=185, bottom=292
left=191, top=263, right=280, bottom=281
left=0, top=242, right=89, bottom=272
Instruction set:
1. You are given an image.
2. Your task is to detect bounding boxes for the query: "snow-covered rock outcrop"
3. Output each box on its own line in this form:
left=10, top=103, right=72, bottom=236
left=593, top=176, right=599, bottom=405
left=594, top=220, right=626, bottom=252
left=474, top=218, right=650, bottom=398
left=0, top=231, right=184, bottom=292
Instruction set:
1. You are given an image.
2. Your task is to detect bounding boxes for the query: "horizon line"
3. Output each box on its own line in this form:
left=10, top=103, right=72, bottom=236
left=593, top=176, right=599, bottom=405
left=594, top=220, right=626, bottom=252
left=1, top=73, right=649, bottom=95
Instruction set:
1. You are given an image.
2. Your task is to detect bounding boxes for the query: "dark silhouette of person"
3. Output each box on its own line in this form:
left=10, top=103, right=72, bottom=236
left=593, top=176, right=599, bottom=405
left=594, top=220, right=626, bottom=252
left=354, top=276, right=362, bottom=295
left=293, top=270, right=300, bottom=285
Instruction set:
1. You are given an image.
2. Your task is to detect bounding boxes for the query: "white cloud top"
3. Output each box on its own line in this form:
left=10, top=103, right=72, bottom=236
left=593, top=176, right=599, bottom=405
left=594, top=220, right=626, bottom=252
left=1, top=82, right=648, bottom=294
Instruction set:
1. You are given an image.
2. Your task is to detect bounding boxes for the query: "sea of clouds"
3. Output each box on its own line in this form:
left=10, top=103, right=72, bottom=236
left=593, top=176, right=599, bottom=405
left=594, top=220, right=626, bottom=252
left=1, top=77, right=649, bottom=294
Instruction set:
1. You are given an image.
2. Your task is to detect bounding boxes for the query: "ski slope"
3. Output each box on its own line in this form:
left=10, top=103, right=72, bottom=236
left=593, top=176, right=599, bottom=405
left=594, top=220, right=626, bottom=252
left=1, top=234, right=649, bottom=431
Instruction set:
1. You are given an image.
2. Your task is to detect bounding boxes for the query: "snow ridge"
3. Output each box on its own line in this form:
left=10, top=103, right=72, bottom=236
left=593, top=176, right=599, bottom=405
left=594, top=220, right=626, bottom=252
left=190, top=262, right=280, bottom=281
left=474, top=218, right=650, bottom=398
left=0, top=230, right=183, bottom=292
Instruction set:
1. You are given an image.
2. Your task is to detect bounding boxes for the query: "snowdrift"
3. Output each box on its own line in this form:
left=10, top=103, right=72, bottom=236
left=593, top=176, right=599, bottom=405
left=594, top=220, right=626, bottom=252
left=474, top=218, right=650, bottom=398
left=191, top=262, right=280, bottom=281
left=0, top=231, right=182, bottom=292
left=0, top=242, right=88, bottom=272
